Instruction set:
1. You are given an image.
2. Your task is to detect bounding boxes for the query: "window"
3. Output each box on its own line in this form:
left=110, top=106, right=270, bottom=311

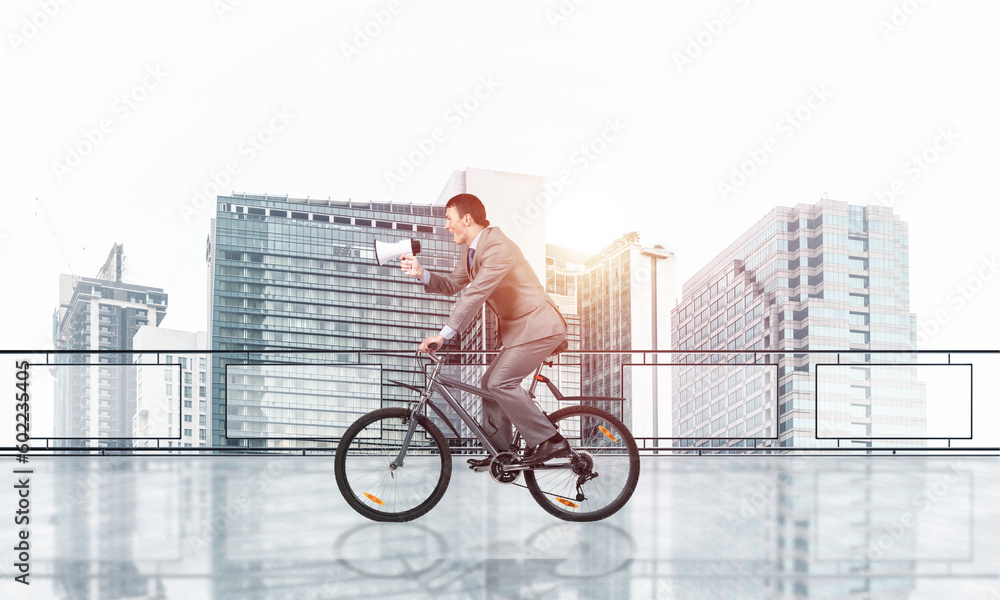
left=184, top=429, right=192, bottom=437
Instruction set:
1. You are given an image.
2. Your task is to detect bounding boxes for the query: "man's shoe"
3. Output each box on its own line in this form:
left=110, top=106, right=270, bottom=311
left=467, top=456, right=491, bottom=469
left=520, top=438, right=572, bottom=467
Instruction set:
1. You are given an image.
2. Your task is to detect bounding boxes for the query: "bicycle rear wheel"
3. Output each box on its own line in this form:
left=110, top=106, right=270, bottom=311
left=524, top=405, right=640, bottom=522
left=336, top=407, right=452, bottom=522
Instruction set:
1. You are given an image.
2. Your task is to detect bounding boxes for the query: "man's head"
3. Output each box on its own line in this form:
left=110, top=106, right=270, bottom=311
left=444, top=193, right=489, bottom=246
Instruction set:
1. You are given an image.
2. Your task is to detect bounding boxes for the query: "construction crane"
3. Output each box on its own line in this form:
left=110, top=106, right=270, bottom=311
left=35, top=197, right=78, bottom=277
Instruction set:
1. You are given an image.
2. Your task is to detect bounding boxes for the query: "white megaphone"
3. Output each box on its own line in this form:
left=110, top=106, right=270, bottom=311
left=374, top=238, right=422, bottom=266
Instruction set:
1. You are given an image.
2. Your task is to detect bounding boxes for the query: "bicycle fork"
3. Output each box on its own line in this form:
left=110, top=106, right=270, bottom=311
left=390, top=390, right=433, bottom=470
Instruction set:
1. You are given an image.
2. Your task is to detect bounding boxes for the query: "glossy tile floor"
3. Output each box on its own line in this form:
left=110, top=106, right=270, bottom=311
left=0, top=455, right=996, bottom=600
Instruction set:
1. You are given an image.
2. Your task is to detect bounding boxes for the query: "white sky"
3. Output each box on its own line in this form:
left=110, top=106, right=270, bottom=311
left=2, top=0, right=998, bottom=355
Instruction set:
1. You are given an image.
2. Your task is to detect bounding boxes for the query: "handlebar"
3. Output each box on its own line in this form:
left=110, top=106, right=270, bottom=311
left=420, top=342, right=442, bottom=363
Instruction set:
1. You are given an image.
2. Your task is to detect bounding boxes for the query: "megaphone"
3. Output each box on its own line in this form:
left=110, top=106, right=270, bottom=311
left=374, top=238, right=421, bottom=266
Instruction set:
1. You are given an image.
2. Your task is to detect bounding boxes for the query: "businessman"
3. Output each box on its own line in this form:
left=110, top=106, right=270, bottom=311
left=400, top=193, right=571, bottom=467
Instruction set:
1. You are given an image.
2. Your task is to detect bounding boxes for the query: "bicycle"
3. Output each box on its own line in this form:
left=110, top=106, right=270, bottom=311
left=335, top=343, right=640, bottom=522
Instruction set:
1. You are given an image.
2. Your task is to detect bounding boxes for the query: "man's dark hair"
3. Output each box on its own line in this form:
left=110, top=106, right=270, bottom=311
left=445, top=193, right=490, bottom=227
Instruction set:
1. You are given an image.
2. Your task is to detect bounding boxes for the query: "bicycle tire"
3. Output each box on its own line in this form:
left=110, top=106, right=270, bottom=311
left=524, top=405, right=640, bottom=522
left=336, top=407, right=452, bottom=522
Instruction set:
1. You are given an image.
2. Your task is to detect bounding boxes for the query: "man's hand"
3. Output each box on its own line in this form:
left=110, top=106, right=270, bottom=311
left=419, top=334, right=445, bottom=354
left=400, top=254, right=424, bottom=279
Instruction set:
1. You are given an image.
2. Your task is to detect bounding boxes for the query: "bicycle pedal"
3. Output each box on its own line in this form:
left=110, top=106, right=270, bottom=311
left=469, top=464, right=491, bottom=473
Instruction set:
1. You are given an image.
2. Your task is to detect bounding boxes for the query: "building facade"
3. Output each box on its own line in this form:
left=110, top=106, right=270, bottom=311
left=132, top=328, right=210, bottom=450
left=670, top=200, right=925, bottom=450
left=207, top=193, right=457, bottom=448
left=547, top=233, right=677, bottom=438
left=52, top=244, right=168, bottom=447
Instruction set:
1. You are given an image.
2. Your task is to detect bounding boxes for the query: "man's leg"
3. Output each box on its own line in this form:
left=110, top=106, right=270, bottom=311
left=482, top=332, right=566, bottom=449
left=480, top=352, right=514, bottom=452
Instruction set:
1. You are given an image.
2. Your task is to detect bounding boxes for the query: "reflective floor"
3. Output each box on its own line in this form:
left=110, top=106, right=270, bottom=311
left=0, top=455, right=997, bottom=599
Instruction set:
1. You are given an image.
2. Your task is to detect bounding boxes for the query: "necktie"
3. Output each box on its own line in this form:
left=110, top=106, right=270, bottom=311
left=468, top=248, right=475, bottom=272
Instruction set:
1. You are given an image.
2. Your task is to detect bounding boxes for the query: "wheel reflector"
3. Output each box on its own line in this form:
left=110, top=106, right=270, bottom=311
left=363, top=492, right=386, bottom=506
left=598, top=425, right=618, bottom=442
left=556, top=497, right=579, bottom=508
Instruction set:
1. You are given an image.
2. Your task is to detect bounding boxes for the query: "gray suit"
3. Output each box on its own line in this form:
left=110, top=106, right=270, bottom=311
left=425, top=227, right=567, bottom=449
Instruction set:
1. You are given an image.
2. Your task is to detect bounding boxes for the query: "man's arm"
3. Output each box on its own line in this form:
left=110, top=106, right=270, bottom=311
left=400, top=253, right=469, bottom=343
left=401, top=254, right=469, bottom=296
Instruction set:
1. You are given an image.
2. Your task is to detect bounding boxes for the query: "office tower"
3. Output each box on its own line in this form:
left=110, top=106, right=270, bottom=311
left=547, top=233, right=677, bottom=437
left=52, top=244, right=168, bottom=447
left=207, top=194, right=457, bottom=448
left=132, top=327, right=210, bottom=450
left=670, top=200, right=925, bottom=450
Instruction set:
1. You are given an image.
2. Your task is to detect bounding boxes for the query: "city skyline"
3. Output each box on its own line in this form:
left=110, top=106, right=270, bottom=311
left=2, top=2, right=997, bottom=356
left=33, top=191, right=973, bottom=449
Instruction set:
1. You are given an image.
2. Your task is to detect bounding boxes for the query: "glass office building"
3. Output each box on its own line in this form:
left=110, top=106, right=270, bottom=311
left=670, top=200, right=926, bottom=450
left=207, top=194, right=457, bottom=448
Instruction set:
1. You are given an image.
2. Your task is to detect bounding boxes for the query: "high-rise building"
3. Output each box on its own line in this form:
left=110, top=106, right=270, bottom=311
left=207, top=193, right=457, bottom=448
left=132, top=328, right=210, bottom=450
left=52, top=244, right=168, bottom=447
left=670, top=200, right=925, bottom=450
left=547, top=233, right=677, bottom=438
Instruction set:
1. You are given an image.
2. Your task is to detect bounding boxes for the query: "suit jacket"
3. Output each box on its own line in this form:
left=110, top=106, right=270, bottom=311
left=425, top=227, right=566, bottom=347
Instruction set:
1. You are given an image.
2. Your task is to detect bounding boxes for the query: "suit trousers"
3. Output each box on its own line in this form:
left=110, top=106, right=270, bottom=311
left=479, top=331, right=567, bottom=450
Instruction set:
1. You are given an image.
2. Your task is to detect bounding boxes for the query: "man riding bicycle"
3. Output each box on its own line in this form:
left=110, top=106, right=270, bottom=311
left=400, top=193, right=571, bottom=467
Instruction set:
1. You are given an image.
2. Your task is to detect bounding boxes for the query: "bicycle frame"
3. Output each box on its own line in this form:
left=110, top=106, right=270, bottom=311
left=392, top=352, right=572, bottom=469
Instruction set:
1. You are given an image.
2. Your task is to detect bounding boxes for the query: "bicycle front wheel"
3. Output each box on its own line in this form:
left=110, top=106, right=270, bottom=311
left=524, top=405, right=640, bottom=522
left=336, top=407, right=452, bottom=522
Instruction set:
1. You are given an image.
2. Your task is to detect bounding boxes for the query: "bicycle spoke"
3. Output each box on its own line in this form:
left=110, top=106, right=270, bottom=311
left=336, top=408, right=452, bottom=522
left=524, top=406, right=640, bottom=521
